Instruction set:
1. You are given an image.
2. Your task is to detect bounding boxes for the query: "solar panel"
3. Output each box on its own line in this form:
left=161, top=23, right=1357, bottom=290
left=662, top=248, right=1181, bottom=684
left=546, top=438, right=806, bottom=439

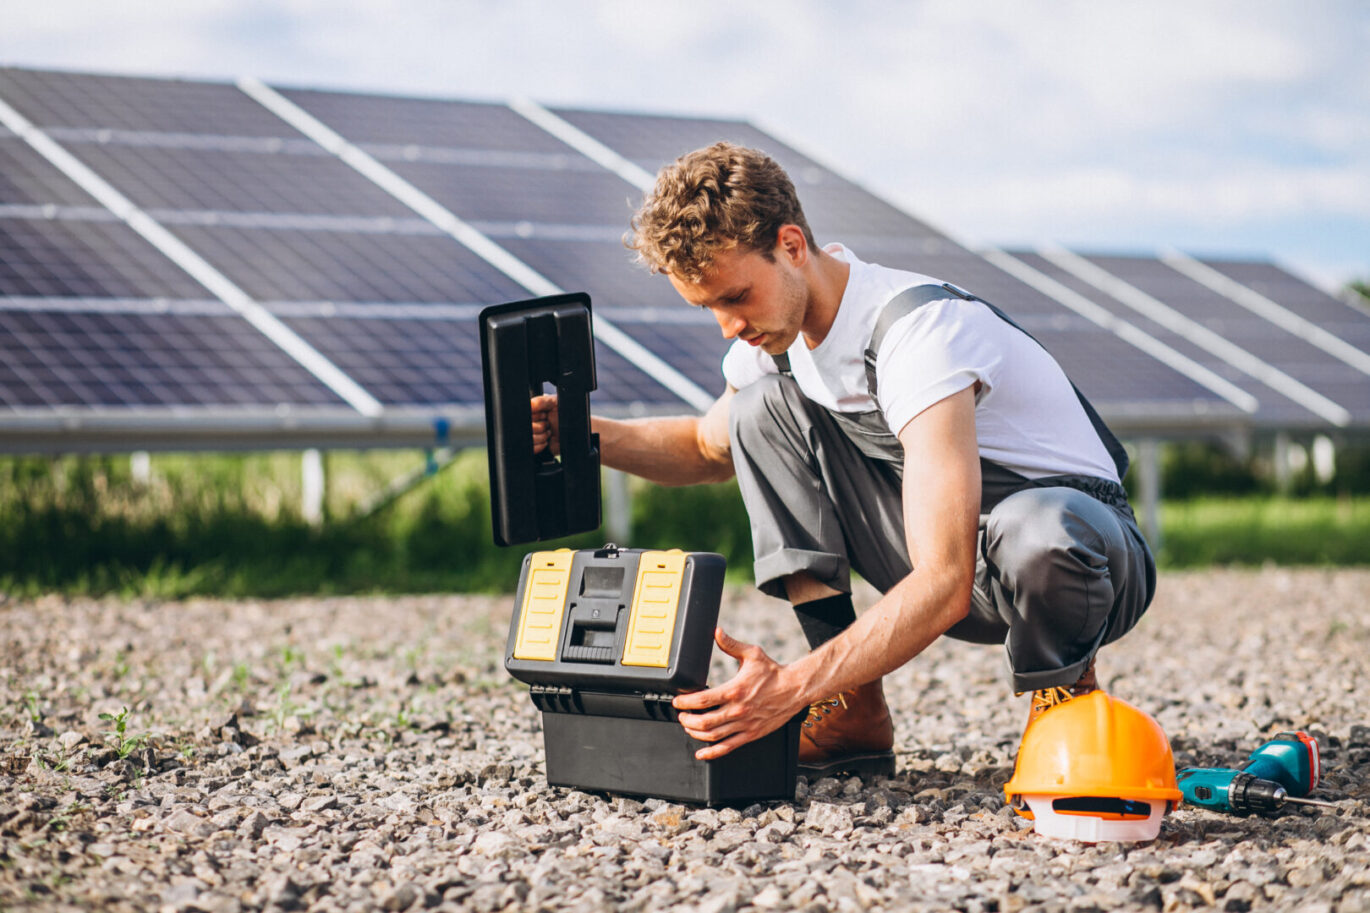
left=551, top=107, right=949, bottom=242
left=1006, top=250, right=1333, bottom=427
left=0, top=307, right=343, bottom=408
left=599, top=316, right=730, bottom=400
left=0, top=217, right=211, bottom=299
left=1082, top=255, right=1370, bottom=420
left=165, top=224, right=528, bottom=304
left=65, top=141, right=415, bottom=217
left=1200, top=258, right=1370, bottom=352
left=388, top=159, right=639, bottom=226
left=2, top=65, right=1366, bottom=454
left=276, top=311, right=681, bottom=410
left=0, top=67, right=299, bottom=137
left=494, top=237, right=673, bottom=307
left=541, top=107, right=1231, bottom=418
left=0, top=134, right=100, bottom=206
left=282, top=88, right=571, bottom=153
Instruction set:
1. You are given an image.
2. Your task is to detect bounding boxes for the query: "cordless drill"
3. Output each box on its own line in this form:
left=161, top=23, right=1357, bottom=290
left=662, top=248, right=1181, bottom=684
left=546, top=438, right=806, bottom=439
left=1177, top=730, right=1336, bottom=815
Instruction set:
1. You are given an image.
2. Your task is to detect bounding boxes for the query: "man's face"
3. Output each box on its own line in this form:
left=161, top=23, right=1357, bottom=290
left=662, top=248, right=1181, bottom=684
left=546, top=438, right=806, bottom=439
left=668, top=244, right=809, bottom=355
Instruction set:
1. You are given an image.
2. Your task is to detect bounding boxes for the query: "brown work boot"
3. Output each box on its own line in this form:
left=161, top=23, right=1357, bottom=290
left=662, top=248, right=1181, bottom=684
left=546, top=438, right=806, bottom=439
left=1024, top=657, right=1099, bottom=730
left=798, top=679, right=896, bottom=778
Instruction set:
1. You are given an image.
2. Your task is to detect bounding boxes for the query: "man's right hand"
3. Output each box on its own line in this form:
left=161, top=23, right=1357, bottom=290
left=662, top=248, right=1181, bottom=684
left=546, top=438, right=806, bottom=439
left=531, top=393, right=560, bottom=455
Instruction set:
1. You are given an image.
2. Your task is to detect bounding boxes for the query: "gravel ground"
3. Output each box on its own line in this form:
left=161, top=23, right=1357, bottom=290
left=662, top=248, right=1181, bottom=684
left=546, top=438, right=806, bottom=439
left=2, top=568, right=1368, bottom=913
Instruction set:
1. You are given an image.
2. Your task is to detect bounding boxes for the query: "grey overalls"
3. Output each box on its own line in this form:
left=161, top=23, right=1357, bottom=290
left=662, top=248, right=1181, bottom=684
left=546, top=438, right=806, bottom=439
left=728, top=283, right=1156, bottom=692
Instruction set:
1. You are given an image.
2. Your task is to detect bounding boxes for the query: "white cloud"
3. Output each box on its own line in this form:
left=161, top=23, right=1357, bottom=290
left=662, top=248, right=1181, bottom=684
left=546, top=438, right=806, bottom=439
left=901, top=164, right=1370, bottom=236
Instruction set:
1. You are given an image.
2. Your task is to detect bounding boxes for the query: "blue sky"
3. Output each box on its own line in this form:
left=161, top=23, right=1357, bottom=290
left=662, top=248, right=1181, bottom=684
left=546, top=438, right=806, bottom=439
left=4, top=1, right=1367, bottom=291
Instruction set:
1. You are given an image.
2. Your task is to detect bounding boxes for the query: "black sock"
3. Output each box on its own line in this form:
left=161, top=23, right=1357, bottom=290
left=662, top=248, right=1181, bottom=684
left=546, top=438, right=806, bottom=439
left=794, top=593, right=856, bottom=649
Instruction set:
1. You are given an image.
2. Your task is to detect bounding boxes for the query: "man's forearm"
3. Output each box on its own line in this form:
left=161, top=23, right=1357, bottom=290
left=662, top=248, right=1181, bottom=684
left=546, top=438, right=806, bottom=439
left=593, top=414, right=735, bottom=486
left=780, top=565, right=972, bottom=706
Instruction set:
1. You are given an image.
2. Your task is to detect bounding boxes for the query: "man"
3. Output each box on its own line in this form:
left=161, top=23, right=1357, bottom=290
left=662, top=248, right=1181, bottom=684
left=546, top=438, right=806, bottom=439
left=531, top=142, right=1154, bottom=778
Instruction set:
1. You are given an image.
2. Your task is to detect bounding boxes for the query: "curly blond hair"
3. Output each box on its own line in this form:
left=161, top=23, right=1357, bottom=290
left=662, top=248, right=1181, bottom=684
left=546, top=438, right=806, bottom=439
left=627, top=142, right=816, bottom=283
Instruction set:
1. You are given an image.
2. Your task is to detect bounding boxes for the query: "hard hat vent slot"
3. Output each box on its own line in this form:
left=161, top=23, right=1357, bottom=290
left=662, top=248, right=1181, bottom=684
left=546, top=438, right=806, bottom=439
left=1052, top=796, right=1153, bottom=820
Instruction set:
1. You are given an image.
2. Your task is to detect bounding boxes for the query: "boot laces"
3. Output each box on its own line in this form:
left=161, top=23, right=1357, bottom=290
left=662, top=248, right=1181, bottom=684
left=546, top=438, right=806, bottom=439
left=803, top=692, right=849, bottom=728
left=1029, top=686, right=1075, bottom=718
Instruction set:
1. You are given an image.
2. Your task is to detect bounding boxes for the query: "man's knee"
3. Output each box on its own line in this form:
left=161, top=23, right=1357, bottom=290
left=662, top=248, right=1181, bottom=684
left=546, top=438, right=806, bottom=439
left=985, top=488, right=1112, bottom=600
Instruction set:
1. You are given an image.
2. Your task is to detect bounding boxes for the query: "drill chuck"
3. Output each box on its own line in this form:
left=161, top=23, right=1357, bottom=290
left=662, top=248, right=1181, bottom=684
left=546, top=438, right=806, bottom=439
left=1228, top=772, right=1287, bottom=814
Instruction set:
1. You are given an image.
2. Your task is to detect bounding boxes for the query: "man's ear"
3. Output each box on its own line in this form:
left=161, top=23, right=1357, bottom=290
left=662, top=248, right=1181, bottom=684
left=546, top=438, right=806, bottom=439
left=776, top=224, right=808, bottom=266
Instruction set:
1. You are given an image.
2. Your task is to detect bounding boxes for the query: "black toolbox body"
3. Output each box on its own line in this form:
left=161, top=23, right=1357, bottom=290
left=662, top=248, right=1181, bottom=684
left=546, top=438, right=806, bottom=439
left=506, top=545, right=799, bottom=806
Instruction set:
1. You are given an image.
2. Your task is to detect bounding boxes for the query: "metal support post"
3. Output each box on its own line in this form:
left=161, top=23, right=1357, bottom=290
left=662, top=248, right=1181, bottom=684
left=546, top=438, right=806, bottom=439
left=130, top=451, right=151, bottom=485
left=1137, top=438, right=1162, bottom=552
left=604, top=467, right=632, bottom=543
left=1312, top=435, right=1336, bottom=485
left=302, top=448, right=325, bottom=526
left=1273, top=432, right=1292, bottom=494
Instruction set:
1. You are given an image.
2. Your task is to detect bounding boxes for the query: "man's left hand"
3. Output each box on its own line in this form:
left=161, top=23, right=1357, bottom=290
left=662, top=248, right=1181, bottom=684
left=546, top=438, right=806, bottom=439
left=672, top=628, right=804, bottom=760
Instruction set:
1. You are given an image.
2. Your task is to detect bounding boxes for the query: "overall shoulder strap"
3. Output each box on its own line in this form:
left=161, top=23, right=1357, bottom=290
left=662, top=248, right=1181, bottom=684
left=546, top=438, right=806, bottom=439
left=864, top=283, right=974, bottom=398
left=774, top=283, right=966, bottom=382
left=865, top=283, right=1131, bottom=479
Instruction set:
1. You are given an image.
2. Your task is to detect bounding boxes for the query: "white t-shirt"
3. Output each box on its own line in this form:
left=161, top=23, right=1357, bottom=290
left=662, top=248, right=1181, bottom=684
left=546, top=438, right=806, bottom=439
left=721, top=245, right=1120, bottom=483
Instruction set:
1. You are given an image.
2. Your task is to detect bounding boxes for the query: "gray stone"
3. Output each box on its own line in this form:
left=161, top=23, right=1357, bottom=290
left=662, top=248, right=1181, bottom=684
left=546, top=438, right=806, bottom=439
left=472, top=831, right=522, bottom=858
left=164, top=809, right=212, bottom=836
left=302, top=794, right=338, bottom=812
left=380, top=883, right=419, bottom=911
left=709, top=824, right=751, bottom=853
left=239, top=810, right=269, bottom=839
left=57, top=730, right=86, bottom=751
left=803, top=801, right=854, bottom=834
left=378, top=791, right=415, bottom=813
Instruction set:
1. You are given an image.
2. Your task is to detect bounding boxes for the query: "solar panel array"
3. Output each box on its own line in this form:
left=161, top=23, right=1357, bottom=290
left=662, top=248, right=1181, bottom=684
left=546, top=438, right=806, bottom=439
left=2, top=66, right=1369, bottom=454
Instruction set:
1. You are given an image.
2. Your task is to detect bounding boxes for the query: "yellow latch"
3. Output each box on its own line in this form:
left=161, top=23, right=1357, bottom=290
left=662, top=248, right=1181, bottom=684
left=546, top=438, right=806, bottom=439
left=512, top=550, right=574, bottom=661
left=621, top=550, right=686, bottom=667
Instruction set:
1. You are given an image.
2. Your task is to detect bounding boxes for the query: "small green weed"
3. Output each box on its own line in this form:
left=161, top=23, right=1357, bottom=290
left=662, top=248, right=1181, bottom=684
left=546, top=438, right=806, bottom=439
left=267, top=683, right=314, bottom=732
left=279, top=645, right=304, bottom=671
left=24, top=691, right=42, bottom=723
left=98, top=706, right=147, bottom=759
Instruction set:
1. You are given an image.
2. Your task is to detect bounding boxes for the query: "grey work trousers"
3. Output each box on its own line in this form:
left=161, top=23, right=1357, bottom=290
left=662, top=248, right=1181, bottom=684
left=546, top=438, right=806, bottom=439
left=729, top=375, right=1156, bottom=693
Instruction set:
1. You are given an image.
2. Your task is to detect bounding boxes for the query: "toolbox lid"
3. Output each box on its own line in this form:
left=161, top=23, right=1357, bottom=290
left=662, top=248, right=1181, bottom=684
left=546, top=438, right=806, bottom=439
left=480, top=293, right=601, bottom=546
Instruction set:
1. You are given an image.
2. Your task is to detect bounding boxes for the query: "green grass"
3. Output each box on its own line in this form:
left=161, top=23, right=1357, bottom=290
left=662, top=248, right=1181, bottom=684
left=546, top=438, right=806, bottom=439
left=1, top=451, right=1367, bottom=598
left=0, top=449, right=752, bottom=598
left=1158, top=496, right=1370, bottom=567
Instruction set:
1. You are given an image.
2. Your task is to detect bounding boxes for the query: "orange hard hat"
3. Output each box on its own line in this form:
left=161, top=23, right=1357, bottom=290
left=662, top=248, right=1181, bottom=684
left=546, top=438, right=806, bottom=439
left=1004, top=691, right=1181, bottom=840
